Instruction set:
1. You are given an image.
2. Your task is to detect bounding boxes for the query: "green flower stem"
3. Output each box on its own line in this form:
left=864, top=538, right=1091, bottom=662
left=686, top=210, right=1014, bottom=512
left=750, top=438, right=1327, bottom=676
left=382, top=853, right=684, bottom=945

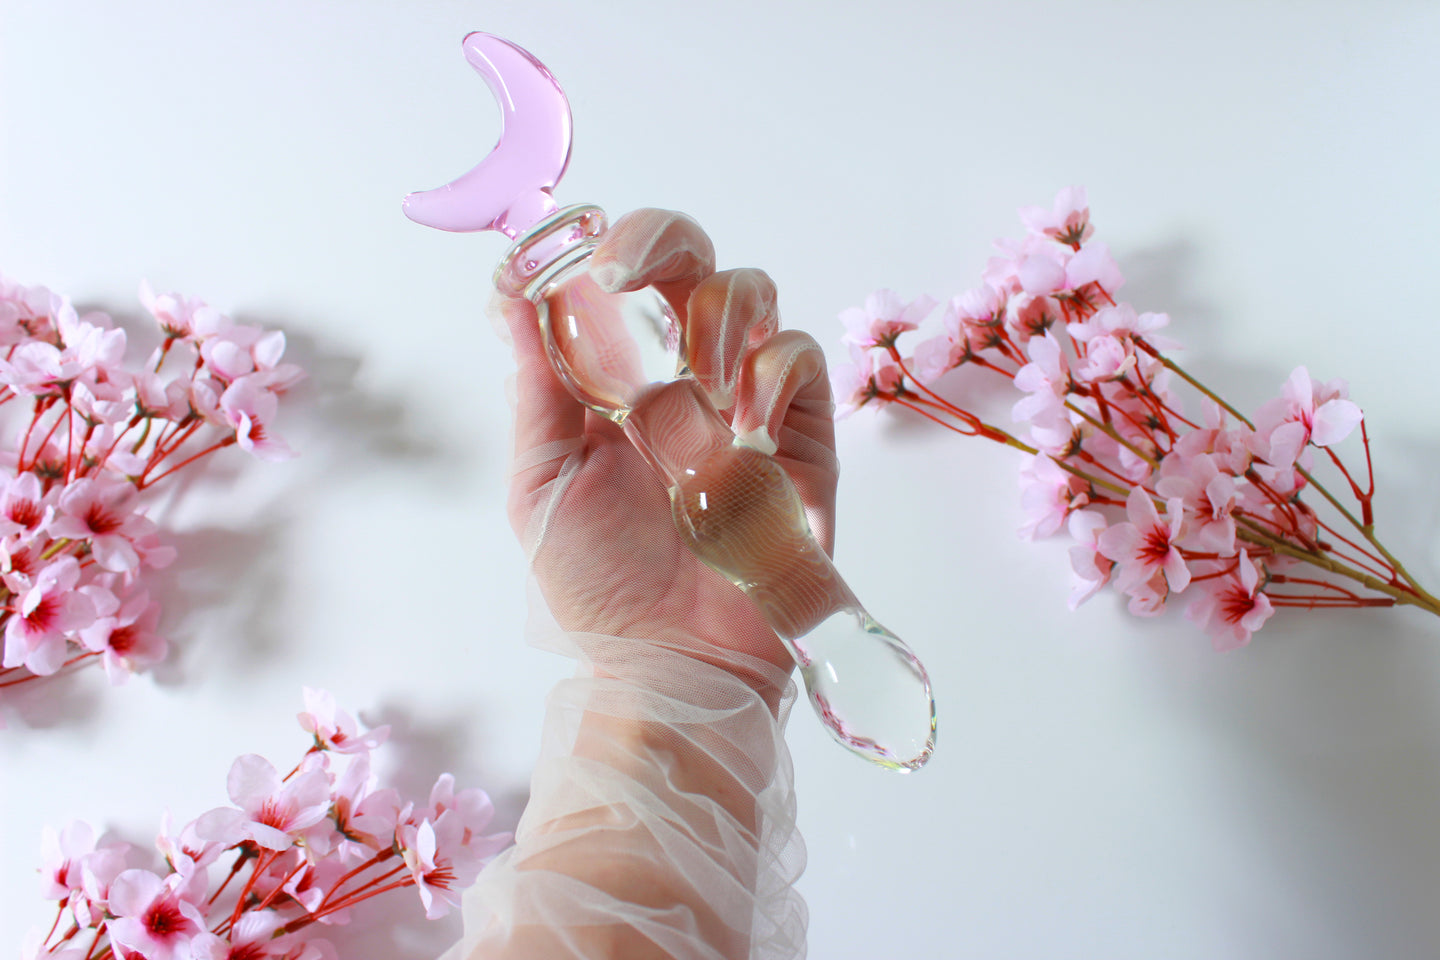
left=1235, top=518, right=1440, bottom=616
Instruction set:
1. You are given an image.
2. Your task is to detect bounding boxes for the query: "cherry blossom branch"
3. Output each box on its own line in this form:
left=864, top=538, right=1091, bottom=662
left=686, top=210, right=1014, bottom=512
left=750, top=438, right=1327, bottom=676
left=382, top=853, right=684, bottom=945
left=833, top=187, right=1436, bottom=646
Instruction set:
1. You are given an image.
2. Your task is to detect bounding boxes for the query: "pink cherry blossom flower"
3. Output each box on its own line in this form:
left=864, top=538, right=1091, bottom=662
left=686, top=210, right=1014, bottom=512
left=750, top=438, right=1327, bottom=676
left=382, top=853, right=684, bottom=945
left=1018, top=454, right=1088, bottom=540
left=1097, top=489, right=1191, bottom=596
left=139, top=281, right=227, bottom=341
left=1066, top=509, right=1113, bottom=609
left=49, top=477, right=157, bottom=573
left=1012, top=331, right=1072, bottom=426
left=1017, top=250, right=1069, bottom=297
left=1070, top=303, right=1175, bottom=349
left=0, top=473, right=52, bottom=539
left=156, top=812, right=224, bottom=878
left=1003, top=292, right=1057, bottom=345
left=839, top=289, right=936, bottom=349
left=130, top=372, right=192, bottom=422
left=1185, top=551, right=1275, bottom=650
left=196, top=754, right=332, bottom=851
left=3, top=557, right=96, bottom=675
left=983, top=231, right=1060, bottom=294
left=910, top=332, right=966, bottom=383
left=1073, top=334, right=1135, bottom=383
left=1063, top=240, right=1124, bottom=296
left=401, top=812, right=485, bottom=920
left=219, top=376, right=294, bottom=462
left=55, top=312, right=127, bottom=387
left=1156, top=454, right=1239, bottom=555
left=316, top=753, right=403, bottom=865
left=1253, top=366, right=1363, bottom=466
left=945, top=286, right=1008, bottom=354
left=106, top=869, right=206, bottom=960
left=190, top=911, right=285, bottom=960
left=39, top=821, right=100, bottom=901
left=1018, top=186, right=1094, bottom=247
left=0, top=275, right=63, bottom=343
left=79, top=590, right=165, bottom=683
left=0, top=340, right=87, bottom=397
left=426, top=774, right=509, bottom=861
left=832, top=344, right=903, bottom=417
left=73, top=840, right=132, bottom=928
left=1124, top=569, right=1171, bottom=617
left=298, top=687, right=390, bottom=755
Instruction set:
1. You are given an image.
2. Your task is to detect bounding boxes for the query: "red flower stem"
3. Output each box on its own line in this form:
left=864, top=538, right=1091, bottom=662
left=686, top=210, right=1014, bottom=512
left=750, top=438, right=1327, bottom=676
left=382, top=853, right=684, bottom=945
left=153, top=337, right=175, bottom=373
left=1189, top=562, right=1243, bottom=584
left=0, top=650, right=98, bottom=688
left=1359, top=419, right=1377, bottom=518
left=16, top=399, right=52, bottom=473
left=41, top=902, right=66, bottom=946
left=1291, top=455, right=1433, bottom=600
left=890, top=394, right=1005, bottom=444
left=65, top=403, right=75, bottom=481
left=316, top=848, right=397, bottom=910
left=886, top=348, right=988, bottom=424
left=139, top=417, right=193, bottom=472
left=228, top=849, right=278, bottom=929
left=143, top=419, right=204, bottom=475
left=325, top=862, right=408, bottom=906
left=92, top=415, right=143, bottom=469
left=1236, top=522, right=1440, bottom=615
left=25, top=402, right=68, bottom=474
left=1322, top=445, right=1370, bottom=505
left=138, top=436, right=235, bottom=490
left=309, top=875, right=414, bottom=919
left=971, top=353, right=1018, bottom=380
left=250, top=858, right=309, bottom=914
left=207, top=849, right=254, bottom=906
left=1268, top=574, right=1368, bottom=601
left=82, top=927, right=103, bottom=960
left=1242, top=474, right=1318, bottom=551
left=1115, top=371, right=1179, bottom=444
left=1308, top=519, right=1397, bottom=582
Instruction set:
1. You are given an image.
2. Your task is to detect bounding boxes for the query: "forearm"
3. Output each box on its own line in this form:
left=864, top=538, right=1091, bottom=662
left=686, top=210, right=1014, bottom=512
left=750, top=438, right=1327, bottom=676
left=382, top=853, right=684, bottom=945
left=447, top=629, right=807, bottom=960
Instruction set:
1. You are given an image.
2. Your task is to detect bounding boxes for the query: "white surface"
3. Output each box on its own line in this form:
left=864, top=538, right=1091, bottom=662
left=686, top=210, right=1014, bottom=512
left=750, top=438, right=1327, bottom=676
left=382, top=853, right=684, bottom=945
left=4, top=1, right=1440, bottom=957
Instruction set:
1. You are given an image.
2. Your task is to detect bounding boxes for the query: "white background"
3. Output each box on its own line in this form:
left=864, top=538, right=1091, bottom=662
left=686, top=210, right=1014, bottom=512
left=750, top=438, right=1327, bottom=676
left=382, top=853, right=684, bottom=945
left=4, top=2, right=1440, bottom=957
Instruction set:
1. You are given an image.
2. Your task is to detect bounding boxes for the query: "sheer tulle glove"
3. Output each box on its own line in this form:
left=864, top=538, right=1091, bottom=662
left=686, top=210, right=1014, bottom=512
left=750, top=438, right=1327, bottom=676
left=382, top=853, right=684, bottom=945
left=446, top=210, right=833, bottom=959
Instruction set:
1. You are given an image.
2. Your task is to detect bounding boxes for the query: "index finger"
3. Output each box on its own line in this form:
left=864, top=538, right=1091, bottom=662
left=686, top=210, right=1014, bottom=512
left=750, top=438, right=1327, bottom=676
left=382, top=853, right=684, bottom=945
left=589, top=209, right=716, bottom=326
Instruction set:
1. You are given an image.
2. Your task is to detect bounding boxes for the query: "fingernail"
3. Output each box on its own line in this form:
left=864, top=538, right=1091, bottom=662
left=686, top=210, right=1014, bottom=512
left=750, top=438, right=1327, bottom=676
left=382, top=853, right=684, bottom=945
left=591, top=261, right=634, bottom=293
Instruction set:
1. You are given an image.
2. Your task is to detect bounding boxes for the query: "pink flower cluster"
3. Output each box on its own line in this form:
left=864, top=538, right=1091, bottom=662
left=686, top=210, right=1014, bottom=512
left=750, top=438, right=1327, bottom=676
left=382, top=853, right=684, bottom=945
left=0, top=275, right=301, bottom=691
left=26, top=688, right=510, bottom=960
left=835, top=188, right=1436, bottom=648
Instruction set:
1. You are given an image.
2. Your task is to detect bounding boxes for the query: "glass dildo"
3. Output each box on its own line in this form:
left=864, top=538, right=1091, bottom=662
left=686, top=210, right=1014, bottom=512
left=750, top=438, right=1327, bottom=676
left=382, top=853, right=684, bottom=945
left=405, top=33, right=935, bottom=770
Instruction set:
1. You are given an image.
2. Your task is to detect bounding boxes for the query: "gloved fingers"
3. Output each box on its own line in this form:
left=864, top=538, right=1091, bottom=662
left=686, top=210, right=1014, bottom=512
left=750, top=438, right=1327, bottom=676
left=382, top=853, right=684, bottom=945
left=684, top=268, right=780, bottom=411
left=489, top=292, right=588, bottom=513
left=589, top=209, right=716, bottom=325
left=732, top=329, right=834, bottom=459
left=731, top=330, right=839, bottom=551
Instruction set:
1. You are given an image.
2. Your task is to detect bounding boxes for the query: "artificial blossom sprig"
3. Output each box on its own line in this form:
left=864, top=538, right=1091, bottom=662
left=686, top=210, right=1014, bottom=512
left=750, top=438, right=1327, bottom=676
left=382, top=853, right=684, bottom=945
left=25, top=688, right=510, bottom=960
left=0, top=275, right=302, bottom=694
left=833, top=187, right=1438, bottom=648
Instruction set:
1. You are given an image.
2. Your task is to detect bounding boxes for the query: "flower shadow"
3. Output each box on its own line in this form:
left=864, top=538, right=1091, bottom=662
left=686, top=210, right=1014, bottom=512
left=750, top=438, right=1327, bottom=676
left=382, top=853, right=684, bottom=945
left=318, top=698, right=528, bottom=960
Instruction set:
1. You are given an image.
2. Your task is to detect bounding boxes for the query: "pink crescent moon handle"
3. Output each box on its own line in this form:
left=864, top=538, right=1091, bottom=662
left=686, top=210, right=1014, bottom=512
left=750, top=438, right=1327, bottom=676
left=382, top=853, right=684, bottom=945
left=402, top=32, right=573, bottom=238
